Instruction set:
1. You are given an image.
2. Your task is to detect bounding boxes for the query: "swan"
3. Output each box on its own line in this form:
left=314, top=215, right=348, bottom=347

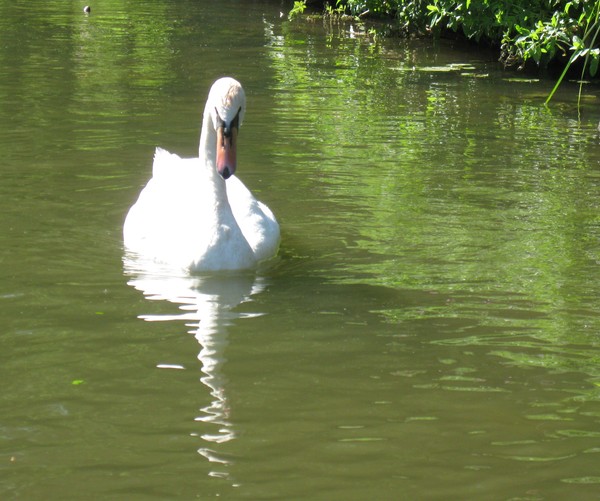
left=123, top=77, right=280, bottom=272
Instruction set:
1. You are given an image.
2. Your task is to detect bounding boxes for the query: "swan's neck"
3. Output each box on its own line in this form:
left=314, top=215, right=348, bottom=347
left=199, top=112, right=228, bottom=204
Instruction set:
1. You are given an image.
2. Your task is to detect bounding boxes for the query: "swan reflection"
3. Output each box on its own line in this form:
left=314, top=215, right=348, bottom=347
left=124, top=254, right=267, bottom=469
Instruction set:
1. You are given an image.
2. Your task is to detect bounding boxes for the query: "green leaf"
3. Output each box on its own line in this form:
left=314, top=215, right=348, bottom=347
left=564, top=2, right=572, bottom=15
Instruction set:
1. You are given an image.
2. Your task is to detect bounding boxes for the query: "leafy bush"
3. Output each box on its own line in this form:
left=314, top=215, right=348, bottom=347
left=288, top=1, right=308, bottom=20
left=340, top=0, right=398, bottom=17
left=331, top=0, right=600, bottom=75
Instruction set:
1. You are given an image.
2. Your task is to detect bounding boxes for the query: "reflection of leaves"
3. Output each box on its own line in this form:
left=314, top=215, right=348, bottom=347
left=0, top=0, right=180, bottom=155
left=266, top=19, right=600, bottom=399
left=390, top=369, right=427, bottom=378
left=554, top=429, right=600, bottom=438
left=561, top=477, right=600, bottom=484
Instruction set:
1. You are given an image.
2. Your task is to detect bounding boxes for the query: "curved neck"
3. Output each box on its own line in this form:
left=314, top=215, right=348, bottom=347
left=199, top=110, right=230, bottom=206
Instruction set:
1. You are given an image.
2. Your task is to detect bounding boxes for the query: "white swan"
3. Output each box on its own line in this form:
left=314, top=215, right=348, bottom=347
left=123, top=77, right=280, bottom=272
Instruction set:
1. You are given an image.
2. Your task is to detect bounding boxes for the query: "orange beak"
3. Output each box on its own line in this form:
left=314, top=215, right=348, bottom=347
left=216, top=126, right=237, bottom=180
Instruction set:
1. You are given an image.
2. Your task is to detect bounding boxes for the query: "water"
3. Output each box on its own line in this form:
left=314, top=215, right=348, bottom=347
left=2, top=0, right=600, bottom=498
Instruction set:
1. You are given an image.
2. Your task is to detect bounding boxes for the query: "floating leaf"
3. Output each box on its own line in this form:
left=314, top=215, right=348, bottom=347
left=503, top=78, right=541, bottom=83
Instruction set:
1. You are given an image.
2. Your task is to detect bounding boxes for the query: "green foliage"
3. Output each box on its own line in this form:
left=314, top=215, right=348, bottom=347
left=325, top=2, right=347, bottom=17
left=546, top=2, right=600, bottom=106
left=331, top=0, right=600, bottom=76
left=339, top=0, right=398, bottom=17
left=288, top=0, right=307, bottom=21
left=500, top=1, right=600, bottom=71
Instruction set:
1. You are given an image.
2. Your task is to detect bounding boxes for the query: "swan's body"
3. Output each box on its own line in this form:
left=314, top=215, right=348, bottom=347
left=123, top=78, right=279, bottom=272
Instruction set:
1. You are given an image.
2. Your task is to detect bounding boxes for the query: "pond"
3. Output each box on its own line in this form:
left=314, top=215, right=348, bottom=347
left=2, top=0, right=600, bottom=499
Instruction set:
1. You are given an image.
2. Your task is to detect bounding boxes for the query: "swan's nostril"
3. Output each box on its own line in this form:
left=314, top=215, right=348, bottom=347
left=221, top=167, right=231, bottom=180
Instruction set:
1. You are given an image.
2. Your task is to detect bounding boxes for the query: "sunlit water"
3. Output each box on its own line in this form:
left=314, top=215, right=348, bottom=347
left=2, top=1, right=600, bottom=499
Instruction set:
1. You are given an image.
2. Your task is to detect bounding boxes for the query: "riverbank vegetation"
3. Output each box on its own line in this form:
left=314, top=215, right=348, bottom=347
left=293, top=1, right=600, bottom=81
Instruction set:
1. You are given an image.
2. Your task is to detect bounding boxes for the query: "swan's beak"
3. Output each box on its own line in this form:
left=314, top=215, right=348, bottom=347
left=216, top=125, right=237, bottom=180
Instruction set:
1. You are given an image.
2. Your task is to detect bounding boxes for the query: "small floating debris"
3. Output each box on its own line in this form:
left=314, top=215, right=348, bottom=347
left=83, top=5, right=91, bottom=14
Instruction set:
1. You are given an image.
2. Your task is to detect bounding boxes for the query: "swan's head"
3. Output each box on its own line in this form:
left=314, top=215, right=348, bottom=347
left=206, top=77, right=246, bottom=180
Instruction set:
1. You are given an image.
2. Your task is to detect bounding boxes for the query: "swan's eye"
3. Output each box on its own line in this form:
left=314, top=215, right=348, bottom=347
left=215, top=107, right=241, bottom=140
left=228, top=107, right=241, bottom=136
left=214, top=108, right=226, bottom=132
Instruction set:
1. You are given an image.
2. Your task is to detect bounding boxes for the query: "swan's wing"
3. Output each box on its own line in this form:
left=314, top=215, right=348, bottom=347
left=124, top=149, right=204, bottom=254
left=227, top=175, right=280, bottom=262
left=152, top=147, right=179, bottom=177
left=152, top=147, right=201, bottom=179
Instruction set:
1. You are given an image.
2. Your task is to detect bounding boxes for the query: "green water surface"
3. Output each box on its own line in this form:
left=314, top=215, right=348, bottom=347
left=2, top=1, right=600, bottom=499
